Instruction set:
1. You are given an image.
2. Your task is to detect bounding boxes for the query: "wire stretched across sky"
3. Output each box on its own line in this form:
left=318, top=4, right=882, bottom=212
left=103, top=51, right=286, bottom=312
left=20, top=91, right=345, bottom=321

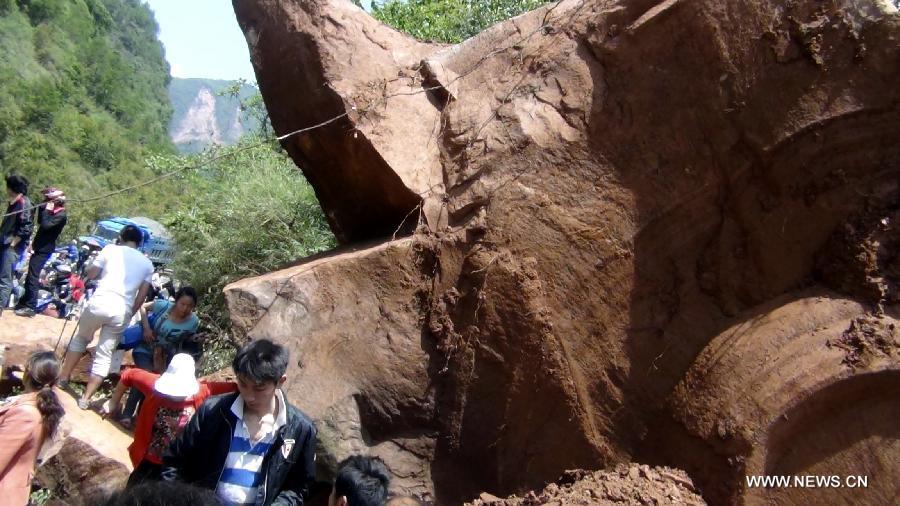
left=1, top=0, right=573, bottom=221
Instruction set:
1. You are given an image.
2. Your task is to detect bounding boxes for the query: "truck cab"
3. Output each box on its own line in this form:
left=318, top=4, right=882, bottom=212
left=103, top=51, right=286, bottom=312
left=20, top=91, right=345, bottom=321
left=78, top=216, right=174, bottom=267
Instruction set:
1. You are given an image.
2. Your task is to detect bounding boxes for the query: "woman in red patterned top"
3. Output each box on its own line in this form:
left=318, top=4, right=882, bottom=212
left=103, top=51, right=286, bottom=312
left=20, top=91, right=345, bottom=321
left=102, top=353, right=236, bottom=487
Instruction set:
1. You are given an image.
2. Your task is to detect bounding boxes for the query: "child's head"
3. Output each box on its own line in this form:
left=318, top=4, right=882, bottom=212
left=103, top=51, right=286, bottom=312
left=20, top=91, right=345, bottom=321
left=232, top=339, right=289, bottom=414
left=330, top=455, right=391, bottom=506
left=153, top=353, right=199, bottom=402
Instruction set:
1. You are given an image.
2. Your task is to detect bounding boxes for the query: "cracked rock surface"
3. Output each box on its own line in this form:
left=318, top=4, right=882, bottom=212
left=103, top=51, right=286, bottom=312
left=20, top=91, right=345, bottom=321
left=227, top=0, right=900, bottom=503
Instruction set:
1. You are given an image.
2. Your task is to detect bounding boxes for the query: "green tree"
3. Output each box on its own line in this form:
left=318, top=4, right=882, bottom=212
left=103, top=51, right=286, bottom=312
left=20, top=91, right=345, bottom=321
left=372, top=0, right=547, bottom=43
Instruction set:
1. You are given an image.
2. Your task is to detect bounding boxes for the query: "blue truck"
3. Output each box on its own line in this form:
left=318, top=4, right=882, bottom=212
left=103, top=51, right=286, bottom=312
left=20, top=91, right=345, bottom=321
left=78, top=216, right=175, bottom=266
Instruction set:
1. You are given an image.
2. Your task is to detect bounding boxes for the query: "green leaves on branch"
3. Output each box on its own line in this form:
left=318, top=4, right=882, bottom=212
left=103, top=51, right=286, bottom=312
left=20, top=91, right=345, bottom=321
left=372, top=0, right=548, bottom=43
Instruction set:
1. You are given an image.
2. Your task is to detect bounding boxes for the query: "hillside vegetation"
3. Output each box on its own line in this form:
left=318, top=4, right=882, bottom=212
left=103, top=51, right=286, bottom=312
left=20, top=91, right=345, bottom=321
left=153, top=137, right=335, bottom=372
left=370, top=0, right=547, bottom=43
left=0, top=0, right=175, bottom=234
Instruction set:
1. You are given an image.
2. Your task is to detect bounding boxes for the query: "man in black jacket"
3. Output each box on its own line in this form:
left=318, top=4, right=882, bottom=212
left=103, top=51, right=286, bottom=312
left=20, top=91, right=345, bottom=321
left=0, top=175, right=32, bottom=313
left=15, top=187, right=67, bottom=317
left=162, top=339, right=317, bottom=506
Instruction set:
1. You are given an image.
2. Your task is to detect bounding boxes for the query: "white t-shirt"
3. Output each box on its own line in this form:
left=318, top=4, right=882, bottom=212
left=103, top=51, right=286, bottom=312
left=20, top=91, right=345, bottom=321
left=91, top=244, right=154, bottom=306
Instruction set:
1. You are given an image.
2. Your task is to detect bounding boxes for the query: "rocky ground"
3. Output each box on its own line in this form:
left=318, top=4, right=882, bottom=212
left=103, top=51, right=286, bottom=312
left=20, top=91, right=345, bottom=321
left=0, top=313, right=133, bottom=504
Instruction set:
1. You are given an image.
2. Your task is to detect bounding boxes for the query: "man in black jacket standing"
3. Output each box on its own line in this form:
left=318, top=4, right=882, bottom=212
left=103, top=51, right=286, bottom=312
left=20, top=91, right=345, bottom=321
left=162, top=339, right=317, bottom=506
left=0, top=175, right=33, bottom=313
left=15, top=187, right=67, bottom=317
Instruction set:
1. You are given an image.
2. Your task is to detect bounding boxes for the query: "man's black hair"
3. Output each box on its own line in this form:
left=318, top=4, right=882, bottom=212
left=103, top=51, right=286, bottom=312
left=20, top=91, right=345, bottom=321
left=334, top=455, right=391, bottom=506
left=119, top=224, right=143, bottom=246
left=174, top=285, right=198, bottom=305
left=5, top=174, right=28, bottom=195
left=232, top=338, right=290, bottom=384
left=101, top=481, right=220, bottom=505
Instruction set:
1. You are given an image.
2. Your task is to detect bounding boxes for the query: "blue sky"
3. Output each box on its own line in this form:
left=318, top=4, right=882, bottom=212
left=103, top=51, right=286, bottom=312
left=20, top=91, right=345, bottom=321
left=145, top=0, right=373, bottom=82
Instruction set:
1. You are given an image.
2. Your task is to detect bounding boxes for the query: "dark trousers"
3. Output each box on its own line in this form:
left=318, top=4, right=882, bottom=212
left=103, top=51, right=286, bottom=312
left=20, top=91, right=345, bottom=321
left=0, top=246, right=18, bottom=308
left=123, top=351, right=155, bottom=419
left=20, top=250, right=50, bottom=310
left=127, top=459, right=163, bottom=488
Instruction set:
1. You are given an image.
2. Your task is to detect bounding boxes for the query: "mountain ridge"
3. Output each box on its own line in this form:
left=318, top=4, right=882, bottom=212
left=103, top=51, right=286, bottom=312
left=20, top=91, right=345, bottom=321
left=168, top=77, right=260, bottom=153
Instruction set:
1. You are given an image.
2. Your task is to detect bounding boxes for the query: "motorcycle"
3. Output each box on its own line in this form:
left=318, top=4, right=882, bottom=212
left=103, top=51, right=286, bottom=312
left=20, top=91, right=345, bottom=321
left=35, top=262, right=84, bottom=319
left=77, top=238, right=103, bottom=275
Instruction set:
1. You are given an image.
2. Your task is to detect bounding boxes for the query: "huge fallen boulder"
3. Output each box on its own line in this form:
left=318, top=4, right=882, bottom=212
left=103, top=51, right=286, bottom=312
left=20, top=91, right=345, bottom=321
left=228, top=0, right=900, bottom=502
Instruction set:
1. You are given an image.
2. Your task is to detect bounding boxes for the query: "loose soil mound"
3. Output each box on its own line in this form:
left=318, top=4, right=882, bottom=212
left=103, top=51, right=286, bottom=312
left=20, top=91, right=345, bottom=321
left=468, top=464, right=705, bottom=506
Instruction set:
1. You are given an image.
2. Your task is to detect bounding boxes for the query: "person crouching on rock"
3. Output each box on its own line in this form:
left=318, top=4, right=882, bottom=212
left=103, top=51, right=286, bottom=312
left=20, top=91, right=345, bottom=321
left=0, top=351, right=66, bottom=506
left=58, top=224, right=154, bottom=409
left=120, top=286, right=201, bottom=425
left=102, top=353, right=236, bottom=487
left=330, top=456, right=391, bottom=506
left=162, top=339, right=317, bottom=506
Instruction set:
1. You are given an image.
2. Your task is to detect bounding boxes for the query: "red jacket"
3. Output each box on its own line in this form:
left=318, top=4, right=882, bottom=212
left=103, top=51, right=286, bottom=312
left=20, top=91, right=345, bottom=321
left=120, top=369, right=236, bottom=466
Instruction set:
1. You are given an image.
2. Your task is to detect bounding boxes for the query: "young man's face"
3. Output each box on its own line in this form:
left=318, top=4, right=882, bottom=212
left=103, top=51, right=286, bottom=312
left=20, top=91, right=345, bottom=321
left=236, top=374, right=285, bottom=415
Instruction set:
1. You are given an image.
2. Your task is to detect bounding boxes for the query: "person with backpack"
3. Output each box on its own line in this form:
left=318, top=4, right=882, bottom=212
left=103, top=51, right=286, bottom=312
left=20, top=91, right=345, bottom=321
left=0, top=175, right=33, bottom=314
left=15, top=187, right=68, bottom=317
left=0, top=351, right=66, bottom=506
left=120, top=286, right=201, bottom=423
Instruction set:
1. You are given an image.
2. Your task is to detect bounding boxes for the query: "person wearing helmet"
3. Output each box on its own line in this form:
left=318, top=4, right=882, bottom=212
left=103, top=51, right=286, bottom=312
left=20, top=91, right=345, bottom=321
left=15, top=187, right=67, bottom=317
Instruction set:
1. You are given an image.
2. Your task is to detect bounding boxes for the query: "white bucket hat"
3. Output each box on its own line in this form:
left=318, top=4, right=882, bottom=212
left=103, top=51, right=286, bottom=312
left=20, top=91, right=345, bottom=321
left=153, top=353, right=200, bottom=398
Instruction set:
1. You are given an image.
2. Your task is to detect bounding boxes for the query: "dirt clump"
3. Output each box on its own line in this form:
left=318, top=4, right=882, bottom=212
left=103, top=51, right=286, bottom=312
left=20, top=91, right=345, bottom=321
left=829, top=314, right=899, bottom=368
left=467, top=464, right=705, bottom=506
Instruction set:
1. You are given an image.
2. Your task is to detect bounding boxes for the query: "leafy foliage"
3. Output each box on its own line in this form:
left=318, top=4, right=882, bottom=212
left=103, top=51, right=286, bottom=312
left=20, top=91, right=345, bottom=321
left=157, top=137, right=335, bottom=372
left=372, top=0, right=548, bottom=43
left=0, top=0, right=175, bottom=236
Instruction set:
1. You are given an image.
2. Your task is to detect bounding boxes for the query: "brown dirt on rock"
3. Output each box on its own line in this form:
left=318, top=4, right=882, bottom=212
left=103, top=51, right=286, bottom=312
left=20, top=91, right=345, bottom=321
left=818, top=209, right=900, bottom=308
left=828, top=314, right=899, bottom=368
left=467, top=464, right=705, bottom=506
